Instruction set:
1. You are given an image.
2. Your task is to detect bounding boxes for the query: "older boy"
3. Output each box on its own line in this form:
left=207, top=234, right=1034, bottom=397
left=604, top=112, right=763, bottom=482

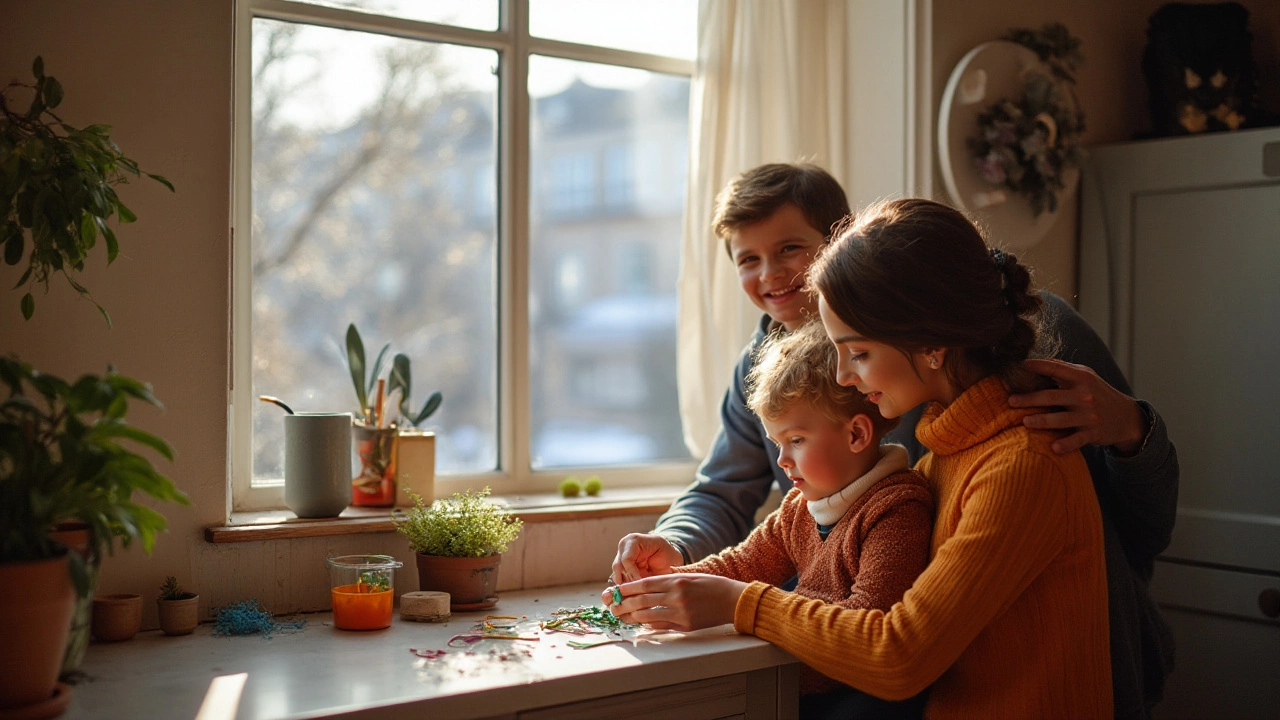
left=612, top=163, right=1180, bottom=720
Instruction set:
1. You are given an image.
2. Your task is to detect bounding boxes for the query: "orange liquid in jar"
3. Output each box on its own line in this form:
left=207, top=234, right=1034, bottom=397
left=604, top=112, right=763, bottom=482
left=331, top=584, right=393, bottom=630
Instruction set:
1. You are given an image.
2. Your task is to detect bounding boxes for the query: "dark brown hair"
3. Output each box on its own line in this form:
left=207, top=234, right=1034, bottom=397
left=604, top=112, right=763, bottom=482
left=808, top=198, right=1049, bottom=393
left=712, top=163, right=851, bottom=255
left=747, top=320, right=899, bottom=438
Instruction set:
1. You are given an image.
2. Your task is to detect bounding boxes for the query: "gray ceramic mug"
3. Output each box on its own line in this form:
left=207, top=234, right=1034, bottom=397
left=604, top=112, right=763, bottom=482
left=284, top=413, right=353, bottom=518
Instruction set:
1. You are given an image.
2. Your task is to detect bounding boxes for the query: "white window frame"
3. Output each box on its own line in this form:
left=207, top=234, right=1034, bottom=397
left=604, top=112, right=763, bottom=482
left=230, top=0, right=698, bottom=511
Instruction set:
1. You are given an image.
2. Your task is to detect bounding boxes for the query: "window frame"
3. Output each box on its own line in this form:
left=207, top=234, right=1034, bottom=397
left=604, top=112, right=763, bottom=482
left=231, top=0, right=698, bottom=511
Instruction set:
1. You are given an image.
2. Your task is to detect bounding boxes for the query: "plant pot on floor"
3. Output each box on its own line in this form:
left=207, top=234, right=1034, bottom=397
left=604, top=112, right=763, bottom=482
left=92, top=594, right=143, bottom=642
left=0, top=553, right=76, bottom=711
left=157, top=594, right=200, bottom=636
left=414, top=554, right=502, bottom=611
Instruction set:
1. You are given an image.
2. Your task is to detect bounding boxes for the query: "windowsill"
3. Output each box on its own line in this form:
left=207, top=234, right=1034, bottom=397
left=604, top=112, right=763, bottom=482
left=204, top=484, right=684, bottom=543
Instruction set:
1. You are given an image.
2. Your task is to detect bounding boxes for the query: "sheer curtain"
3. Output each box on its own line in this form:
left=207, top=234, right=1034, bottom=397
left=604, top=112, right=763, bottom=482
left=677, top=0, right=862, bottom=457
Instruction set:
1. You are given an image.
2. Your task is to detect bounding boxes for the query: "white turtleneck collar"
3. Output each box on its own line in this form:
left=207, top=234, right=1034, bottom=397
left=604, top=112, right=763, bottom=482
left=806, top=444, right=909, bottom=526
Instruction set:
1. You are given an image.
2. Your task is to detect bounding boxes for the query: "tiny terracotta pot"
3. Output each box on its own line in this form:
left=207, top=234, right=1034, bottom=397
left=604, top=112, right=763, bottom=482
left=91, top=594, right=143, bottom=642
left=415, top=554, right=502, bottom=610
left=157, top=595, right=200, bottom=636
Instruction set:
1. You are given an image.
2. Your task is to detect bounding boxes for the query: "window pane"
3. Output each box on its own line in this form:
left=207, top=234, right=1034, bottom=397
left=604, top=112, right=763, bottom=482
left=251, top=18, right=499, bottom=485
left=530, top=0, right=696, bottom=59
left=287, top=0, right=498, bottom=30
left=528, top=55, right=692, bottom=469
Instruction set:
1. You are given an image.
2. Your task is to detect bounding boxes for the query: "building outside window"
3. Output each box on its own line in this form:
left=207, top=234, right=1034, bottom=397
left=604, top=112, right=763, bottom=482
left=232, top=0, right=697, bottom=509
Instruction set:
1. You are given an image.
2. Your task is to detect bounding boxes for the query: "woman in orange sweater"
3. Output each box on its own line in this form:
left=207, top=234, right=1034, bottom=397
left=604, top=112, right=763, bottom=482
left=604, top=198, right=1112, bottom=719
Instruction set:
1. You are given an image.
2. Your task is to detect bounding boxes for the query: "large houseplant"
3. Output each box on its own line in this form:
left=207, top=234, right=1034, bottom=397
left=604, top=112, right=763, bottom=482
left=2, top=56, right=173, bottom=326
left=0, top=57, right=183, bottom=712
left=393, top=488, right=522, bottom=611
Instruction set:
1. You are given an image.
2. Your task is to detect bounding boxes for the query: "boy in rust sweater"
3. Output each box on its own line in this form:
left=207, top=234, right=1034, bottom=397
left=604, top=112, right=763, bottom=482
left=674, top=320, right=933, bottom=710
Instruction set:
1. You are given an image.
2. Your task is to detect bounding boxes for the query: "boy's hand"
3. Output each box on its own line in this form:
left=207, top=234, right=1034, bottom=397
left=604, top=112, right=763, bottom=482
left=612, top=533, right=683, bottom=583
left=603, top=574, right=747, bottom=631
left=1011, top=358, right=1148, bottom=455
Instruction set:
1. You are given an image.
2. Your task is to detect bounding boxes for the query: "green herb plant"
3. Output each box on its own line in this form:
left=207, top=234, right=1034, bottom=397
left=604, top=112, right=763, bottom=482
left=0, top=356, right=189, bottom=594
left=1, top=57, right=174, bottom=325
left=158, top=575, right=195, bottom=601
left=393, top=487, right=523, bottom=558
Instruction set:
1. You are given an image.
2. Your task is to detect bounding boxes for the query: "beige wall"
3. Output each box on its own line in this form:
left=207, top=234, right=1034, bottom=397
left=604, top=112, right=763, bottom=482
left=931, top=0, right=1280, bottom=302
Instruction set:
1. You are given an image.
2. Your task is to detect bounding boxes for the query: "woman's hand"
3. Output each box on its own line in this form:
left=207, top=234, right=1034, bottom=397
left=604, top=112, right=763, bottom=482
left=611, top=533, right=684, bottom=583
left=1012, top=358, right=1148, bottom=455
left=602, top=573, right=748, bottom=632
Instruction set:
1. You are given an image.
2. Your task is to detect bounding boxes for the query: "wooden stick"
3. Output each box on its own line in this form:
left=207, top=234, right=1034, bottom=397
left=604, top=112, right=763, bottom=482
left=373, top=378, right=386, bottom=427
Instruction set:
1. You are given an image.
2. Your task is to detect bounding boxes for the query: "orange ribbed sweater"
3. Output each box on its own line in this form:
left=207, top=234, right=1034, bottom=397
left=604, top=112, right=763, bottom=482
left=733, top=376, right=1112, bottom=719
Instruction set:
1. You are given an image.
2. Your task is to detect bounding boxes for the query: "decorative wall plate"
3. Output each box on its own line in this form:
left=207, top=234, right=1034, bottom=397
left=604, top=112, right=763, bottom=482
left=938, top=40, right=1080, bottom=250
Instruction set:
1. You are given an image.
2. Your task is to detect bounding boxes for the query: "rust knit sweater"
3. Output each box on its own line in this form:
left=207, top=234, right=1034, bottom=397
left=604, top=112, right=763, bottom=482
left=733, top=376, right=1113, bottom=719
left=677, top=467, right=933, bottom=693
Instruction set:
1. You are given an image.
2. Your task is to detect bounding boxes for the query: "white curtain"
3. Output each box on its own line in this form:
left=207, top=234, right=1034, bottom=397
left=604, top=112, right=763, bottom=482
left=677, top=0, right=861, bottom=457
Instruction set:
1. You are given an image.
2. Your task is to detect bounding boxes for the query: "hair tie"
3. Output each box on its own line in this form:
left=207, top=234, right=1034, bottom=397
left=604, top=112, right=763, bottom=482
left=989, top=247, right=1007, bottom=271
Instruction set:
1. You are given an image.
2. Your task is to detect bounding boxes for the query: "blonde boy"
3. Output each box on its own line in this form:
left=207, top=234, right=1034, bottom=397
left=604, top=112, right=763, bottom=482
left=673, top=320, right=933, bottom=699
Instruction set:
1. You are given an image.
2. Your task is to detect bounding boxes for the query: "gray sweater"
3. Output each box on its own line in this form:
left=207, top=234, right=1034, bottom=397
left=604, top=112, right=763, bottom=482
left=654, top=292, right=1178, bottom=720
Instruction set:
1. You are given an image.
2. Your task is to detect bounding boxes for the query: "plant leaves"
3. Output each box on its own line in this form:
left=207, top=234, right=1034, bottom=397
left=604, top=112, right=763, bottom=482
left=3, top=230, right=21, bottom=265
left=413, top=391, right=442, bottom=426
left=43, top=77, right=64, bottom=109
left=79, top=213, right=96, bottom=248
left=116, top=202, right=136, bottom=223
left=146, top=173, right=175, bottom=192
left=20, top=292, right=33, bottom=320
left=32, top=56, right=44, bottom=80
left=345, top=324, right=367, bottom=415
left=367, top=342, right=391, bottom=398
left=389, top=354, right=411, bottom=416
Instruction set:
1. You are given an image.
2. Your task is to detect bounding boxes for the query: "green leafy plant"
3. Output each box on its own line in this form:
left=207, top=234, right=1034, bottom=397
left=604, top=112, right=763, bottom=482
left=393, top=487, right=522, bottom=558
left=388, top=353, right=441, bottom=428
left=1, top=57, right=174, bottom=325
left=344, top=323, right=390, bottom=425
left=344, top=323, right=442, bottom=428
left=0, top=356, right=190, bottom=593
left=158, top=575, right=195, bottom=601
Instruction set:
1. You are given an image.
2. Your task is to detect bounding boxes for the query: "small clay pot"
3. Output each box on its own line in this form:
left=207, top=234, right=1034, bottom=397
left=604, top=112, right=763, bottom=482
left=91, top=594, right=143, bottom=642
left=157, top=595, right=200, bottom=636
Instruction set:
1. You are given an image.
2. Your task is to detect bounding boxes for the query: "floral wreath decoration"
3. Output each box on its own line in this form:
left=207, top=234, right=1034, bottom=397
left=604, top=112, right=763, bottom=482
left=967, top=24, right=1086, bottom=217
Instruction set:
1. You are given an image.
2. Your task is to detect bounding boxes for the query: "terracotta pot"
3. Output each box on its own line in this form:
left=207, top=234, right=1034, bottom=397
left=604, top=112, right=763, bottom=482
left=414, top=554, right=502, bottom=610
left=0, top=554, right=76, bottom=710
left=157, top=595, right=200, bottom=636
left=49, top=521, right=99, bottom=675
left=91, top=594, right=143, bottom=642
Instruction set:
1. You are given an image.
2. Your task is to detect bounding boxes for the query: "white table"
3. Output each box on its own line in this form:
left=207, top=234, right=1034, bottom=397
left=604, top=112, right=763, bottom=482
left=65, top=583, right=799, bottom=719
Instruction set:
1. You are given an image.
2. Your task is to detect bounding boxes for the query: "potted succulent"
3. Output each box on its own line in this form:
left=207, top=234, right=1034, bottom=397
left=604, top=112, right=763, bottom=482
left=155, top=576, right=199, bottom=636
left=392, top=488, right=522, bottom=611
left=1, top=57, right=182, bottom=711
left=343, top=324, right=442, bottom=507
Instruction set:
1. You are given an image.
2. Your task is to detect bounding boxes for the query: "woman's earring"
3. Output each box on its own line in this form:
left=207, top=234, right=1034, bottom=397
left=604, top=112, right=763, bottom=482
left=928, top=356, right=939, bottom=369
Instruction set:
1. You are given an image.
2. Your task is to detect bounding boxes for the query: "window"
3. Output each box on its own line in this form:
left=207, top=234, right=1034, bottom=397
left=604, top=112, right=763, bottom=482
left=232, top=0, right=696, bottom=509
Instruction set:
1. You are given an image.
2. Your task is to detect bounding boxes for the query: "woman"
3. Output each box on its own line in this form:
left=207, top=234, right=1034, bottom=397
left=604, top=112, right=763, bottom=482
left=605, top=198, right=1112, bottom=719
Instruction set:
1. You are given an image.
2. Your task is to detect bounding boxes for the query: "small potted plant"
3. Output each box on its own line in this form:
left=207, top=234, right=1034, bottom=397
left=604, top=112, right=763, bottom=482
left=392, top=488, right=522, bottom=611
left=156, top=576, right=199, bottom=636
left=343, top=324, right=442, bottom=507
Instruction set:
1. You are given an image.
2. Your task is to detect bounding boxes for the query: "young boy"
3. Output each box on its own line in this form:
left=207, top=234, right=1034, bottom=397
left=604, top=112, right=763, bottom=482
left=672, top=320, right=933, bottom=706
